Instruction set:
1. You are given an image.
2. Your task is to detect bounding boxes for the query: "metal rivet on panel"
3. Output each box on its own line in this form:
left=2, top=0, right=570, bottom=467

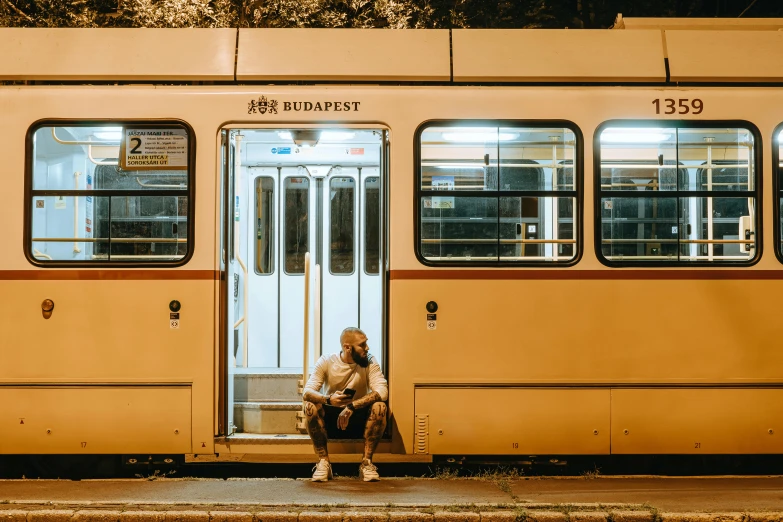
left=128, top=458, right=138, bottom=464
left=164, top=458, right=174, bottom=464
left=46, top=429, right=51, bottom=434
left=593, top=429, right=599, bottom=435
left=769, top=429, right=774, bottom=435
left=438, top=429, right=443, bottom=435
left=174, top=429, right=179, bottom=435
left=623, top=429, right=629, bottom=435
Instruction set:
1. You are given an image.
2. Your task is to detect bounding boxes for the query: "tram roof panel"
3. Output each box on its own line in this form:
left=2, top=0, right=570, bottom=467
left=451, top=29, right=666, bottom=83
left=623, top=17, right=783, bottom=30
left=236, top=29, right=451, bottom=82
left=0, top=28, right=236, bottom=81
left=666, top=30, right=783, bottom=82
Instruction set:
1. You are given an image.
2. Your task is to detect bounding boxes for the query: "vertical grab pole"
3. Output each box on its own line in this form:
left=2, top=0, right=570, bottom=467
left=73, top=171, right=82, bottom=254
left=315, top=264, right=321, bottom=358
left=300, top=252, right=311, bottom=395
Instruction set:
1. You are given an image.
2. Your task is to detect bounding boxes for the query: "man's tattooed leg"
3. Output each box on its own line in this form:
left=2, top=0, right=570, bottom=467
left=304, top=401, right=329, bottom=458
left=362, top=402, right=387, bottom=461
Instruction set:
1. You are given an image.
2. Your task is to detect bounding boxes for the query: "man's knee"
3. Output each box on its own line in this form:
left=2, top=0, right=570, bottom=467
left=371, top=402, right=387, bottom=418
left=304, top=401, right=323, bottom=419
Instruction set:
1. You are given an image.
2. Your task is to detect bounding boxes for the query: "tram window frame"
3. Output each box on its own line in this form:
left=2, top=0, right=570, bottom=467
left=594, top=120, right=762, bottom=267
left=254, top=176, right=275, bottom=276
left=774, top=123, right=783, bottom=265
left=282, top=175, right=310, bottom=276
left=364, top=176, right=380, bottom=275
left=328, top=176, right=356, bottom=276
left=414, top=120, right=584, bottom=267
left=24, top=119, right=196, bottom=268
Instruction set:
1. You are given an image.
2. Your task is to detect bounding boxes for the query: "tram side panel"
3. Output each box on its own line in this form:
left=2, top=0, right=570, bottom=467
left=0, top=89, right=217, bottom=455
left=393, top=277, right=783, bottom=455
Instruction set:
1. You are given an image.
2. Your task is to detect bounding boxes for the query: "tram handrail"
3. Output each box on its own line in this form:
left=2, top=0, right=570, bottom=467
left=33, top=237, right=187, bottom=243
left=301, top=252, right=311, bottom=395
left=73, top=171, right=81, bottom=254
left=315, top=263, right=321, bottom=359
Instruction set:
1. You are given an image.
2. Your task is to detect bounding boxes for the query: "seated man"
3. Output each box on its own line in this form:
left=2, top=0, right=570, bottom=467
left=302, top=327, right=388, bottom=482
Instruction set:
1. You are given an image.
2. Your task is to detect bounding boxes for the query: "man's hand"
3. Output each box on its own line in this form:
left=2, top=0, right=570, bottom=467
left=329, top=392, right=352, bottom=408
left=337, top=406, right=354, bottom=430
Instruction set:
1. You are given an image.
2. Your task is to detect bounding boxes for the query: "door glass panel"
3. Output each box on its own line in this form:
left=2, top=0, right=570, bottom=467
left=330, top=177, right=355, bottom=275
left=365, top=177, right=380, bottom=274
left=284, top=176, right=309, bottom=274
left=255, top=177, right=275, bottom=275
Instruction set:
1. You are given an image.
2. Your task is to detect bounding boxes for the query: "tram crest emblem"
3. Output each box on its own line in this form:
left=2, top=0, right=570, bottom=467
left=248, top=96, right=278, bottom=115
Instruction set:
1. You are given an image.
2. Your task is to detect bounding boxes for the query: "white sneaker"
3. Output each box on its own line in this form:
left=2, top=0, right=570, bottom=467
left=312, top=459, right=333, bottom=482
left=359, top=459, right=380, bottom=482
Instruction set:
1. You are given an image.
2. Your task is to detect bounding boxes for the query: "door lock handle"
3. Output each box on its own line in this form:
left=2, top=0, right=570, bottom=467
left=41, top=299, right=54, bottom=319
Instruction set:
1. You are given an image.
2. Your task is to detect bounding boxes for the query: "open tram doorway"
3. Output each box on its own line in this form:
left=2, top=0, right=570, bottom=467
left=220, top=126, right=388, bottom=441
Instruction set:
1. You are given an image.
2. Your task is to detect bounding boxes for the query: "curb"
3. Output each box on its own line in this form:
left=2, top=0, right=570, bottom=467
left=1, top=509, right=782, bottom=522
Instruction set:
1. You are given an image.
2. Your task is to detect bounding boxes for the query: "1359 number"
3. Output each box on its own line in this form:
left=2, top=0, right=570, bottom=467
left=652, top=98, right=703, bottom=115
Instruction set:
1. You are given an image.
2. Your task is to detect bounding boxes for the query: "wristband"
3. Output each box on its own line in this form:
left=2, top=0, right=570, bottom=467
left=347, top=403, right=355, bottom=412
left=326, top=394, right=332, bottom=406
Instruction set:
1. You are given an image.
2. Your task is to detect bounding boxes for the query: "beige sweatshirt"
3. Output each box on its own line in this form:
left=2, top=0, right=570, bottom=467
left=304, top=353, right=388, bottom=402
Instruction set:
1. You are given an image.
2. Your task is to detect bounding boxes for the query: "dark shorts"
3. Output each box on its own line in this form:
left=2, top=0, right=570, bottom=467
left=323, top=404, right=369, bottom=439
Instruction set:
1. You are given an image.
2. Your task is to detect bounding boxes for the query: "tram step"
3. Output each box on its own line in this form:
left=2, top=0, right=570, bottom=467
left=234, top=370, right=303, bottom=402
left=234, top=400, right=302, bottom=434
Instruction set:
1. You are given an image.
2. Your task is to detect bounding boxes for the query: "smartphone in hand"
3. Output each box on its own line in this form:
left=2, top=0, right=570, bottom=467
left=343, top=388, right=356, bottom=397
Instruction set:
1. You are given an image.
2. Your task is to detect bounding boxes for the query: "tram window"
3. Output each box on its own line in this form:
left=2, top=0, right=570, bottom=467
left=776, top=125, right=783, bottom=263
left=27, top=122, right=193, bottom=266
left=283, top=176, right=310, bottom=274
left=330, top=177, right=355, bottom=275
left=365, top=177, right=380, bottom=275
left=597, top=123, right=759, bottom=265
left=417, top=122, right=579, bottom=265
left=255, top=177, right=275, bottom=275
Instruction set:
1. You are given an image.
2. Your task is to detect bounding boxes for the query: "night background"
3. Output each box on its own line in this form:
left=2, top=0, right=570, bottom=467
left=1, top=0, right=783, bottom=29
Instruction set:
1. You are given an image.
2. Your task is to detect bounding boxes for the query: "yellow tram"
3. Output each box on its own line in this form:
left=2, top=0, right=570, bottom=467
left=1, top=19, right=783, bottom=464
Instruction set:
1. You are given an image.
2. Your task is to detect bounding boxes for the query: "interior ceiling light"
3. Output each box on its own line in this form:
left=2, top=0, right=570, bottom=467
left=442, top=128, right=518, bottom=142
left=320, top=131, right=355, bottom=141
left=94, top=127, right=123, bottom=141
left=277, top=131, right=293, bottom=140
left=290, top=130, right=320, bottom=147
left=601, top=128, right=672, bottom=143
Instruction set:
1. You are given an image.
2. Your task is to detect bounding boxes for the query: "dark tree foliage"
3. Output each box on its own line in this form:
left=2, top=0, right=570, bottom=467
left=1, top=0, right=783, bottom=28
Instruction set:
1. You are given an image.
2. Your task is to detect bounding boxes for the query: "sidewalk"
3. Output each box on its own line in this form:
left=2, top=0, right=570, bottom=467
left=0, top=477, right=782, bottom=522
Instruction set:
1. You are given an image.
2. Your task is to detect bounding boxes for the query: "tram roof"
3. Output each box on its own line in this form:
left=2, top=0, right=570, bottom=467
left=0, top=22, right=782, bottom=84
left=0, top=28, right=236, bottom=81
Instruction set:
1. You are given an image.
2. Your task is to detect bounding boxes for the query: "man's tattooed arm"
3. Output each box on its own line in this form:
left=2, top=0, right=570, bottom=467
left=303, top=389, right=329, bottom=404
left=351, top=391, right=382, bottom=410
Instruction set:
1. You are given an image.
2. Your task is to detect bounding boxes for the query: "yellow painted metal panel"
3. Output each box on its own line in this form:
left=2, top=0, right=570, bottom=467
left=452, top=30, right=666, bottom=82
left=0, top=386, right=191, bottom=453
left=0, top=29, right=236, bottom=81
left=415, top=388, right=610, bottom=455
left=0, top=280, right=215, bottom=454
left=237, top=29, right=451, bottom=81
left=624, top=18, right=783, bottom=31
left=611, top=389, right=783, bottom=454
left=667, top=30, right=783, bottom=82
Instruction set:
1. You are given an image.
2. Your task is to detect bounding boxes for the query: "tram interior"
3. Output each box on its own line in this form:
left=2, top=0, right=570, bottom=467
left=598, top=127, right=755, bottom=262
left=30, top=125, right=188, bottom=263
left=226, top=128, right=384, bottom=437
left=419, top=126, right=577, bottom=262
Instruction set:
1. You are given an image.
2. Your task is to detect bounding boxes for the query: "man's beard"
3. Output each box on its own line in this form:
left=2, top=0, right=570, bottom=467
left=351, top=347, right=370, bottom=368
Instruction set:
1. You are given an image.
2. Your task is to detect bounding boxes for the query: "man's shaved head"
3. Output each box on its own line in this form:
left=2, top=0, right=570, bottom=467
left=340, top=327, right=365, bottom=346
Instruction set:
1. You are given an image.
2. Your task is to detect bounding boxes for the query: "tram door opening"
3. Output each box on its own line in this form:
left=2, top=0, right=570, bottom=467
left=222, top=128, right=386, bottom=437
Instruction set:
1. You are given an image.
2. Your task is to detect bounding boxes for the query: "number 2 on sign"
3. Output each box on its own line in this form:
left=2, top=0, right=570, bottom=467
left=652, top=98, right=703, bottom=115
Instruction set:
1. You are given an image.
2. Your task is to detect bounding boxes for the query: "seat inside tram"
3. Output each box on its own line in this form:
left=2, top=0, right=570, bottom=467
left=225, top=128, right=384, bottom=437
